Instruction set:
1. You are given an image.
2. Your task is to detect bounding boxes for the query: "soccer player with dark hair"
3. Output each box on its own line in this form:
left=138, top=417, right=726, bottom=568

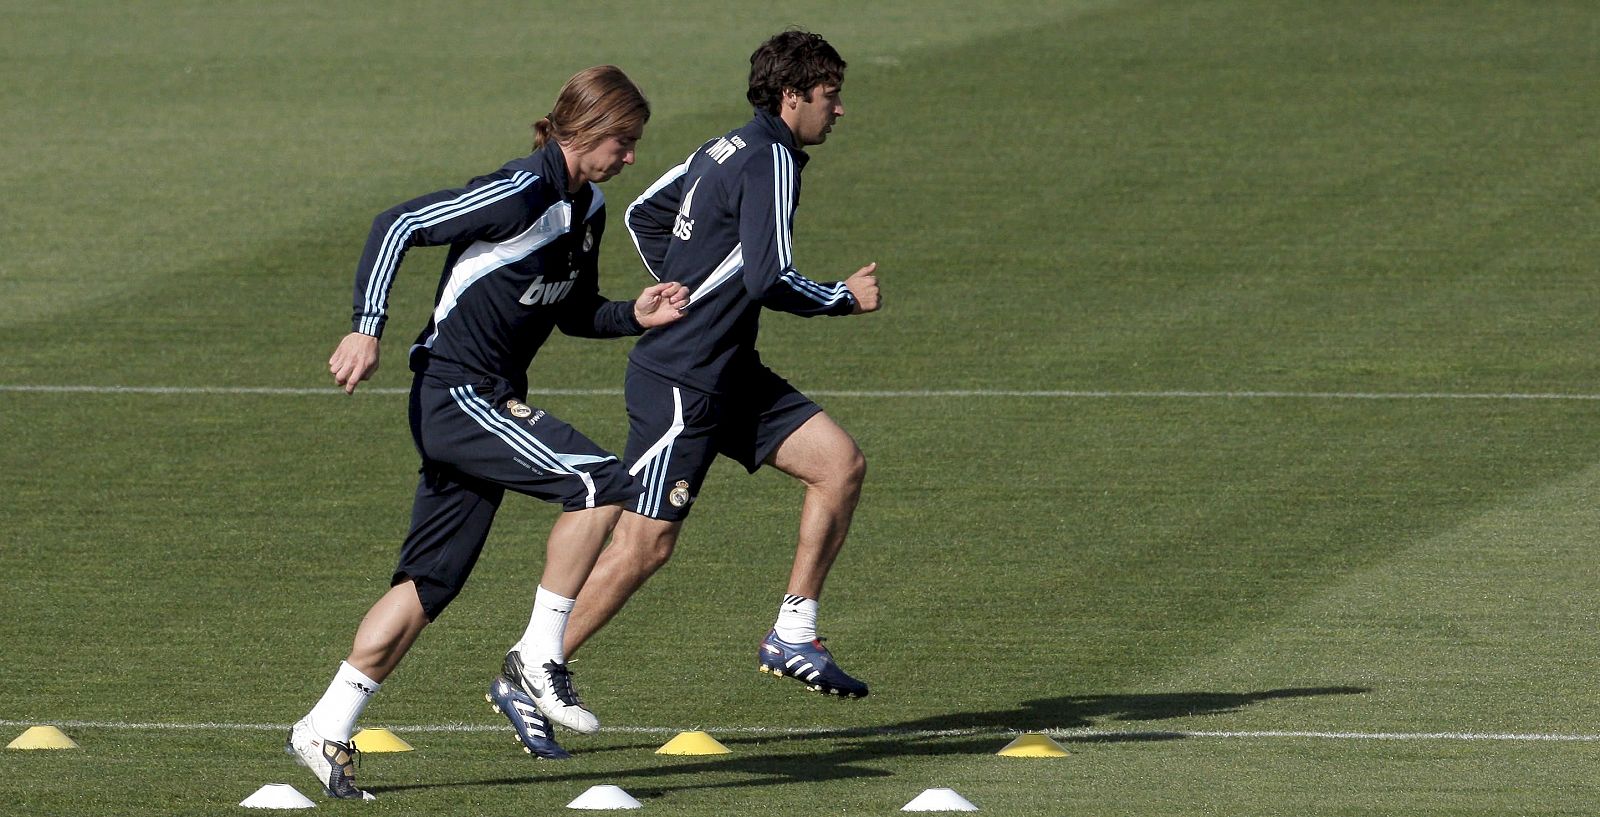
left=285, top=65, right=687, bottom=800
left=559, top=29, right=882, bottom=719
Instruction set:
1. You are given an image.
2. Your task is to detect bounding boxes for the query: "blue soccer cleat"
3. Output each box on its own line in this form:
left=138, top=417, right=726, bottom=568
left=757, top=630, right=869, bottom=698
left=486, top=673, right=572, bottom=760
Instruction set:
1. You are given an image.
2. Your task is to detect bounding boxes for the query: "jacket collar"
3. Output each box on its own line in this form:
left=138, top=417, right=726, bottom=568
left=752, top=109, right=810, bottom=168
left=533, top=139, right=575, bottom=200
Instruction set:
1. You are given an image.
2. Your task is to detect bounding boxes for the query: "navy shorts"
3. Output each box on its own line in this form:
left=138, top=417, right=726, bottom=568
left=623, top=362, right=822, bottom=521
left=394, top=369, right=639, bottom=619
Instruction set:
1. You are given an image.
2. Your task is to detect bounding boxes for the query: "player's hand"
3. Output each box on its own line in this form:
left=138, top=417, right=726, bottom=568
left=845, top=263, right=881, bottom=314
left=329, top=332, right=380, bottom=395
left=634, top=281, right=689, bottom=328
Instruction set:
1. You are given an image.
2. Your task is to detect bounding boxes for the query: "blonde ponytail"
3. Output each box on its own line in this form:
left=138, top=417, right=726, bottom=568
left=529, top=66, right=649, bottom=154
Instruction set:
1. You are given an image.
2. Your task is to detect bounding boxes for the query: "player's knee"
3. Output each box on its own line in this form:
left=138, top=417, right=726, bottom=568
left=821, top=437, right=866, bottom=491
left=841, top=445, right=867, bottom=492
left=617, top=515, right=679, bottom=574
left=800, top=442, right=866, bottom=497
left=632, top=530, right=676, bottom=573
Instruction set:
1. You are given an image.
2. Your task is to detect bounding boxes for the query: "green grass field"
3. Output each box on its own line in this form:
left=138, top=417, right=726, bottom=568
left=5, top=1, right=1600, bottom=814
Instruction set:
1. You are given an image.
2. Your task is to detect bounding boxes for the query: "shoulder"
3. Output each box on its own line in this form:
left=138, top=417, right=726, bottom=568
left=437, top=167, right=552, bottom=223
left=689, top=128, right=781, bottom=182
left=473, top=156, right=556, bottom=201
left=737, top=142, right=797, bottom=186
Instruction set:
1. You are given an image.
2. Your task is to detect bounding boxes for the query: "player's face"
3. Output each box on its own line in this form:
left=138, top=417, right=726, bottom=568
left=791, top=82, right=843, bottom=146
left=575, top=127, right=641, bottom=185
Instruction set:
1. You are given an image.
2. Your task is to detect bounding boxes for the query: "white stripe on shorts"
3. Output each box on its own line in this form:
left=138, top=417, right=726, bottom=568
left=629, top=386, right=684, bottom=517
left=449, top=386, right=602, bottom=508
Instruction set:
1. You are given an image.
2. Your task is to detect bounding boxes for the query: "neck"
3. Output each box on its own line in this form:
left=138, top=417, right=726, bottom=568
left=776, top=109, right=804, bottom=146
left=551, top=139, right=583, bottom=192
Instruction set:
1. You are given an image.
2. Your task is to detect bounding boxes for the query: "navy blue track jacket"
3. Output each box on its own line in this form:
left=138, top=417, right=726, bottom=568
left=349, top=141, right=644, bottom=394
left=624, top=110, right=856, bottom=395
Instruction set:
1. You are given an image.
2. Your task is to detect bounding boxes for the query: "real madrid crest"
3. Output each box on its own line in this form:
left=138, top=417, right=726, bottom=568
left=668, top=480, right=691, bottom=508
left=506, top=399, right=533, bottom=419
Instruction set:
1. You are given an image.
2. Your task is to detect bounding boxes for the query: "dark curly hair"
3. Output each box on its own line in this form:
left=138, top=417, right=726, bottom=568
left=746, top=29, right=846, bottom=115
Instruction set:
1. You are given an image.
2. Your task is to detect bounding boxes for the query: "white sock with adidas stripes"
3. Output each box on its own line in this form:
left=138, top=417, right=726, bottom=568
left=773, top=594, right=818, bottom=643
left=515, top=585, right=576, bottom=664
left=307, top=661, right=381, bottom=743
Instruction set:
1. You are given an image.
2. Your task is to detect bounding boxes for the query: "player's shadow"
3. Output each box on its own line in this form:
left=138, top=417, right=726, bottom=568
left=839, top=686, right=1373, bottom=739
left=365, top=686, right=1367, bottom=800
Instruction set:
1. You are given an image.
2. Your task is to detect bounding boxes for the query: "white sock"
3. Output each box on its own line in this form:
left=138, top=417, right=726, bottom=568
left=307, top=661, right=380, bottom=743
left=774, top=594, right=818, bottom=643
left=515, top=585, right=576, bottom=665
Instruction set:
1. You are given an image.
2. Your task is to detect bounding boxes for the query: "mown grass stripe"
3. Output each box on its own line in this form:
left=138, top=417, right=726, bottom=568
left=4, top=384, right=1600, bottom=401
left=4, top=719, right=1595, bottom=742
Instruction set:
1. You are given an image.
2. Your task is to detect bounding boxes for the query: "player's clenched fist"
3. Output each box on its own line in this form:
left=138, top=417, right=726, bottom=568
left=329, top=332, right=380, bottom=395
left=845, top=262, right=881, bottom=314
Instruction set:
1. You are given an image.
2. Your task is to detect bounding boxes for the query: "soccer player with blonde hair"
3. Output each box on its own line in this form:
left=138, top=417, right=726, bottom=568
left=286, top=65, right=686, bottom=800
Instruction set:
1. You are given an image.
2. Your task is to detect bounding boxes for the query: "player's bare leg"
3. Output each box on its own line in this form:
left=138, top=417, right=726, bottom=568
left=498, top=505, right=622, bottom=738
left=346, top=580, right=430, bottom=681
left=563, top=512, right=682, bottom=657
left=539, top=505, right=623, bottom=597
left=767, top=412, right=866, bottom=599
left=758, top=412, right=870, bottom=697
left=288, top=580, right=428, bottom=801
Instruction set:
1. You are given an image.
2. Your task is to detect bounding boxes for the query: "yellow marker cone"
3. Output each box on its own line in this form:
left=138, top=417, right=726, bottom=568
left=655, top=730, right=731, bottom=755
left=352, top=727, right=414, bottom=753
left=997, top=732, right=1069, bottom=757
left=7, top=726, right=79, bottom=750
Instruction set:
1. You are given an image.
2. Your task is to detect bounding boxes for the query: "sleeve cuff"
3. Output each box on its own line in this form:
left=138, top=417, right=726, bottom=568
left=352, top=314, right=385, bottom=337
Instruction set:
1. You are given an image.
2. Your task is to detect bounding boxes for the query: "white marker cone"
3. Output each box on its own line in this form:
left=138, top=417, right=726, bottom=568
left=902, top=787, right=979, bottom=811
left=567, top=784, right=643, bottom=810
left=240, top=783, right=317, bottom=809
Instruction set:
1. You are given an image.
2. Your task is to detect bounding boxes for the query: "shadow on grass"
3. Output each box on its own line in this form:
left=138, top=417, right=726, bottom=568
left=863, top=686, right=1372, bottom=735
left=365, top=685, right=1368, bottom=799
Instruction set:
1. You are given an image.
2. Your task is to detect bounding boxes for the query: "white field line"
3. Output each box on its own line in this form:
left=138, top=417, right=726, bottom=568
left=1, top=718, right=1596, bottom=742
left=3, top=384, right=1600, bottom=401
